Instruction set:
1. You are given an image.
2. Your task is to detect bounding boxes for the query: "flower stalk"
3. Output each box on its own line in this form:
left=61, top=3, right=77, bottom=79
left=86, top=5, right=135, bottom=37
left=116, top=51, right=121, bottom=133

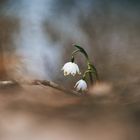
left=73, top=45, right=98, bottom=84
left=62, top=44, right=99, bottom=92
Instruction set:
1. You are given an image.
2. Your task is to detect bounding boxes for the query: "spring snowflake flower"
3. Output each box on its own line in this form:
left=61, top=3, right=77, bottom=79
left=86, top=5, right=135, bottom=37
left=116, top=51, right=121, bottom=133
left=74, top=79, right=87, bottom=91
left=62, top=62, right=81, bottom=76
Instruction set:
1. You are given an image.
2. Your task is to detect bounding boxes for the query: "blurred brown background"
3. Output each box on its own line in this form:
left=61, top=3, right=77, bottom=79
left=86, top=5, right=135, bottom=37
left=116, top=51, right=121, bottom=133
left=0, top=0, right=140, bottom=139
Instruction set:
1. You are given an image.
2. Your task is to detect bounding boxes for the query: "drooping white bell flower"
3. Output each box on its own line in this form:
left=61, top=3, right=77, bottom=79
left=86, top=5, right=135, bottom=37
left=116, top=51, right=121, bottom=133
left=62, top=62, right=81, bottom=76
left=74, top=79, right=87, bottom=91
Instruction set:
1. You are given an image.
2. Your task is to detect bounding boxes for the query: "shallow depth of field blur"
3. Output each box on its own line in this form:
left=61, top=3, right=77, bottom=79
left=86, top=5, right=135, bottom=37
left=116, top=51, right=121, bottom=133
left=0, top=0, right=140, bottom=140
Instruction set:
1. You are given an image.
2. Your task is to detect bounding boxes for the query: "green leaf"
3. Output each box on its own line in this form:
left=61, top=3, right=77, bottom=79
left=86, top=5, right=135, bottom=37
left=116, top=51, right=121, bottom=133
left=89, top=64, right=99, bottom=80
left=74, top=44, right=89, bottom=59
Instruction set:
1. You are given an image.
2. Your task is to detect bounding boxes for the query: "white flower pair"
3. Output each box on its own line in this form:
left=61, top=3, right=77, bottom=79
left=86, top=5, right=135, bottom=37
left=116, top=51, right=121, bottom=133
left=62, top=62, right=87, bottom=91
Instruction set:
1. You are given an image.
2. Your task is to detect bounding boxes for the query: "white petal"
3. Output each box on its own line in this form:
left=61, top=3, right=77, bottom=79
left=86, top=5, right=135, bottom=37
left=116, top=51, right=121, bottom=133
left=74, top=79, right=87, bottom=91
left=81, top=82, right=87, bottom=90
left=62, top=62, right=80, bottom=76
left=73, top=63, right=80, bottom=74
left=71, top=65, right=77, bottom=75
left=74, top=80, right=80, bottom=88
left=64, top=70, right=70, bottom=76
left=62, top=62, right=72, bottom=75
left=76, top=84, right=82, bottom=91
left=62, top=62, right=72, bottom=70
left=76, top=66, right=80, bottom=74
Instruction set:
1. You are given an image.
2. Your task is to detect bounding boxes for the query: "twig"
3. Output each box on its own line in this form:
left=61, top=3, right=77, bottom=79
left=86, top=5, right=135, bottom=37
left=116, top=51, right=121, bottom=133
left=0, top=80, right=19, bottom=87
left=32, top=80, right=82, bottom=96
left=0, top=80, right=82, bottom=96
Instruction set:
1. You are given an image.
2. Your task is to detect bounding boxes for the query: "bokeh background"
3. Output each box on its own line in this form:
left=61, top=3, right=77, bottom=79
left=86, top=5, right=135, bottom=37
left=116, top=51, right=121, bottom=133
left=0, top=0, right=140, bottom=139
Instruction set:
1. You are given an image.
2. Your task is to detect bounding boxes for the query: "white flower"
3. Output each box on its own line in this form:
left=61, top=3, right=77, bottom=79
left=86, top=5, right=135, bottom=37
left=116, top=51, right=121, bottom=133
left=62, top=62, right=81, bottom=76
left=74, top=79, right=87, bottom=91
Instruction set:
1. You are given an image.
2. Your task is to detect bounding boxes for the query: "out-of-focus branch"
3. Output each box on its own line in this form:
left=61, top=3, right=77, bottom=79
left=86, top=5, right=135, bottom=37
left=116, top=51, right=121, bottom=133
left=0, top=80, right=82, bottom=96
left=32, top=80, right=82, bottom=96
left=0, top=81, right=18, bottom=87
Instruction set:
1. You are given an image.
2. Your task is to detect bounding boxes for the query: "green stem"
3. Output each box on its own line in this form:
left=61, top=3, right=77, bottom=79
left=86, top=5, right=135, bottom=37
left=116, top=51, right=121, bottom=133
left=71, top=49, right=80, bottom=62
left=89, top=72, right=93, bottom=84
left=72, top=44, right=99, bottom=84
left=83, top=70, right=94, bottom=84
left=74, top=44, right=89, bottom=60
left=88, top=63, right=99, bottom=81
left=72, top=49, right=81, bottom=56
